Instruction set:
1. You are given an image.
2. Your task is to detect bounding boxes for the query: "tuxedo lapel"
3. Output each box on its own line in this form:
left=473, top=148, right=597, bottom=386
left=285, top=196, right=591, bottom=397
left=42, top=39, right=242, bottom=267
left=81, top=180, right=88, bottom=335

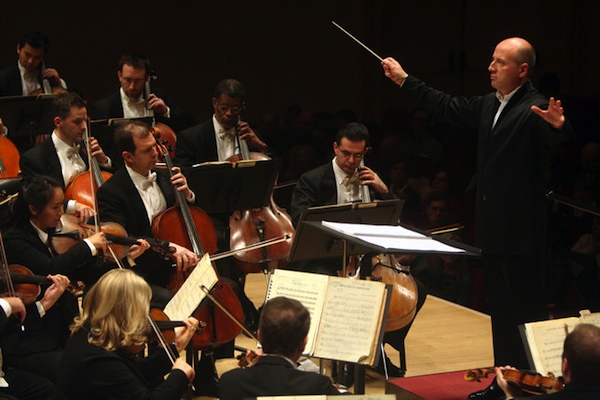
left=41, top=139, right=66, bottom=186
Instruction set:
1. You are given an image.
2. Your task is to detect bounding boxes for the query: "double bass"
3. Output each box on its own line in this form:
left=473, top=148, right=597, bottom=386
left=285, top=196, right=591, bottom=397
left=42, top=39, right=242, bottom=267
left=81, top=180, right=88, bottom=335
left=228, top=118, right=295, bottom=273
left=151, top=131, right=244, bottom=350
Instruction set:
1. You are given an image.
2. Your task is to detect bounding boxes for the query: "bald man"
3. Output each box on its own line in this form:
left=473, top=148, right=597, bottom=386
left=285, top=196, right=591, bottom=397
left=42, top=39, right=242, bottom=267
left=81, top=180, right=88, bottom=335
left=382, top=37, right=573, bottom=368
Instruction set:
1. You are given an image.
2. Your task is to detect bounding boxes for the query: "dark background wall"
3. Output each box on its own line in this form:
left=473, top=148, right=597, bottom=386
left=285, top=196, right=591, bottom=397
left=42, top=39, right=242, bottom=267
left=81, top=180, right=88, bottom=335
left=1, top=0, right=599, bottom=134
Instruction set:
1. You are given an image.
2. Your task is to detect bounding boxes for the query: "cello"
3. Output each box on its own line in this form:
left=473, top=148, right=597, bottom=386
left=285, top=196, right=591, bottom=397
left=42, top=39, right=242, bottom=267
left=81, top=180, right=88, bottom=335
left=347, top=161, right=419, bottom=332
left=64, top=121, right=112, bottom=209
left=0, top=134, right=20, bottom=179
left=228, top=118, right=295, bottom=273
left=151, top=131, right=244, bottom=351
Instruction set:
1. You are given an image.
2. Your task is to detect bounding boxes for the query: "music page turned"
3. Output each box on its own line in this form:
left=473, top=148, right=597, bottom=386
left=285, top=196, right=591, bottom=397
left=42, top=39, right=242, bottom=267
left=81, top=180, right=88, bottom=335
left=266, top=269, right=387, bottom=365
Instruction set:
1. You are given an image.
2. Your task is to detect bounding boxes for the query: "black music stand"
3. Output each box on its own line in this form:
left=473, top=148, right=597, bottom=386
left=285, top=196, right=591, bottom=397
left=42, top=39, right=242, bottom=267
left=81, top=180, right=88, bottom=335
left=185, top=159, right=278, bottom=214
left=289, top=210, right=481, bottom=393
left=90, top=117, right=154, bottom=170
left=289, top=199, right=404, bottom=263
left=0, top=94, right=56, bottom=152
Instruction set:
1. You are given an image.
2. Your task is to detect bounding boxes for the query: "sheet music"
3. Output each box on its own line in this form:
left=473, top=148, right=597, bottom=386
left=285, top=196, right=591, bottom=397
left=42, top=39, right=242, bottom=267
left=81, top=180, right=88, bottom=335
left=164, top=253, right=218, bottom=321
left=321, top=221, right=426, bottom=238
left=321, top=221, right=466, bottom=253
left=266, top=269, right=329, bottom=353
left=524, top=317, right=579, bottom=376
left=312, top=277, right=386, bottom=363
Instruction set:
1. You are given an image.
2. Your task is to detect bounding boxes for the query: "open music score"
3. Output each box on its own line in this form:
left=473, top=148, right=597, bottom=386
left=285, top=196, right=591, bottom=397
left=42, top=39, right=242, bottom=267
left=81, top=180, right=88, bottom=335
left=521, top=310, right=600, bottom=377
left=163, top=253, right=218, bottom=321
left=265, top=269, right=390, bottom=365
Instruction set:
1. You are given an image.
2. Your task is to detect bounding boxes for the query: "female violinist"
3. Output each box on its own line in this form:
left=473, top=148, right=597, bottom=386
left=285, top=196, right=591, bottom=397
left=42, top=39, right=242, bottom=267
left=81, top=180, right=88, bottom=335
left=0, top=175, right=148, bottom=383
left=56, top=268, right=199, bottom=400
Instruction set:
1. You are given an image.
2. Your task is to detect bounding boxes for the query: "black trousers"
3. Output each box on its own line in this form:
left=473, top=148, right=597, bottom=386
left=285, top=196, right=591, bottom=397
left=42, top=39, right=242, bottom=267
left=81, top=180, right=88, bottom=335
left=483, top=254, right=547, bottom=368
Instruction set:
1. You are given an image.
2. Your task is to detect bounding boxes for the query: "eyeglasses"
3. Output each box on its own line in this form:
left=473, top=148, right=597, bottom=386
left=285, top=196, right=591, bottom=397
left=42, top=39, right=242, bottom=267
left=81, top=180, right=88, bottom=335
left=339, top=149, right=367, bottom=159
left=217, top=103, right=244, bottom=113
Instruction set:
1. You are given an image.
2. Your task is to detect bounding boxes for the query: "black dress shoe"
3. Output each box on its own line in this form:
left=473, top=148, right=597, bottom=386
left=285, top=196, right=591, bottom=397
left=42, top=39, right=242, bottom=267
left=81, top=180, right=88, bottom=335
left=467, top=377, right=506, bottom=400
left=372, top=356, right=404, bottom=378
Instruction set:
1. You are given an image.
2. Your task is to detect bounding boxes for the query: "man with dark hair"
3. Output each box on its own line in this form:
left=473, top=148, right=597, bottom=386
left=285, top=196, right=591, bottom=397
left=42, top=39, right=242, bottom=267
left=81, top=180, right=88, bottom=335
left=90, top=52, right=195, bottom=133
left=19, top=91, right=112, bottom=222
left=496, top=323, right=600, bottom=399
left=289, top=122, right=423, bottom=379
left=174, top=78, right=268, bottom=166
left=0, top=31, right=66, bottom=97
left=219, top=296, right=340, bottom=400
left=290, top=122, right=390, bottom=228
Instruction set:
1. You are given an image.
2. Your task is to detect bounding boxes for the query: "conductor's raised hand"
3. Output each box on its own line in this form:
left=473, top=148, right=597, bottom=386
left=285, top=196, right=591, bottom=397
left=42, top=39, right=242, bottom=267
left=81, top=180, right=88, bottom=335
left=531, top=97, right=565, bottom=129
left=382, top=57, right=409, bottom=86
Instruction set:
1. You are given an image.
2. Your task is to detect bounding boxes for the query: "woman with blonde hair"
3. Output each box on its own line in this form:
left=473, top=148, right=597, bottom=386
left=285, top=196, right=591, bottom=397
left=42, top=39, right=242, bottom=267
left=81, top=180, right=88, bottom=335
left=56, top=269, right=198, bottom=399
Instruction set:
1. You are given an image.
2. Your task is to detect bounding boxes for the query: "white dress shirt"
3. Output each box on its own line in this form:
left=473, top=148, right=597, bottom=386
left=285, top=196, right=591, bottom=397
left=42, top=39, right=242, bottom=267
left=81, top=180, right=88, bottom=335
left=213, top=115, right=240, bottom=161
left=332, top=158, right=362, bottom=204
left=126, top=165, right=167, bottom=223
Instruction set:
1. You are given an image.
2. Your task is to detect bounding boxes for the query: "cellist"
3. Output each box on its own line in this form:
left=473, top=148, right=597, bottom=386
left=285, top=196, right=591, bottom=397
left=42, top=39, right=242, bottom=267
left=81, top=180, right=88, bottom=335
left=96, top=120, right=226, bottom=395
left=19, top=91, right=113, bottom=222
left=173, top=78, right=271, bottom=321
left=289, top=122, right=427, bottom=379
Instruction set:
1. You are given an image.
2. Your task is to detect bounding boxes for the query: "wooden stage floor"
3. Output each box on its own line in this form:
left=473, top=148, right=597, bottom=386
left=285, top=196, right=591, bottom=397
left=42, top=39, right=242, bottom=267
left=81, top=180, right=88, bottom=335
left=196, top=272, right=494, bottom=399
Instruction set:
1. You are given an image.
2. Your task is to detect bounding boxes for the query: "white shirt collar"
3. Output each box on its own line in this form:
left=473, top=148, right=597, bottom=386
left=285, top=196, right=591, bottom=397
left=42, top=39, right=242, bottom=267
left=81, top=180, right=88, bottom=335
left=52, top=130, right=78, bottom=153
left=332, top=157, right=350, bottom=185
left=495, top=85, right=521, bottom=103
left=126, top=165, right=154, bottom=189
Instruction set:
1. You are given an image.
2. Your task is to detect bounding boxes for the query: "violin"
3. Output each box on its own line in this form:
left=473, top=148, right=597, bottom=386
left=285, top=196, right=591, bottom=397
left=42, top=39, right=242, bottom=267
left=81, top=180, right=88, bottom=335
left=464, top=367, right=565, bottom=395
left=228, top=117, right=295, bottom=273
left=52, top=214, right=172, bottom=262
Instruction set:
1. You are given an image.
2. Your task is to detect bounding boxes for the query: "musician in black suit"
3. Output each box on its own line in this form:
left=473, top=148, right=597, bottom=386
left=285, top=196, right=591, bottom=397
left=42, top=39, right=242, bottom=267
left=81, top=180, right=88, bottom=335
left=0, top=268, right=74, bottom=384
left=0, top=296, right=55, bottom=400
left=95, top=120, right=198, bottom=307
left=174, top=78, right=268, bottom=167
left=0, top=31, right=68, bottom=152
left=96, top=120, right=226, bottom=397
left=497, top=323, right=600, bottom=400
left=289, top=123, right=422, bottom=378
left=382, top=37, right=573, bottom=369
left=89, top=52, right=195, bottom=134
left=219, top=296, right=341, bottom=400
left=19, top=91, right=112, bottom=222
left=0, top=31, right=66, bottom=97
left=173, top=79, right=269, bottom=335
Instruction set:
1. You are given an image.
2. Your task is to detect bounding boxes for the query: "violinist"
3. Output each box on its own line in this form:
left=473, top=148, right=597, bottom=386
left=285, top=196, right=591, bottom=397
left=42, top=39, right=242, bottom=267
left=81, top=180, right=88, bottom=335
left=0, top=271, right=73, bottom=385
left=96, top=120, right=198, bottom=308
left=56, top=268, right=198, bottom=400
left=219, top=296, right=341, bottom=400
left=19, top=91, right=113, bottom=222
left=89, top=52, right=196, bottom=133
left=494, top=323, right=600, bottom=400
left=0, top=277, right=70, bottom=399
left=289, top=122, right=426, bottom=378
